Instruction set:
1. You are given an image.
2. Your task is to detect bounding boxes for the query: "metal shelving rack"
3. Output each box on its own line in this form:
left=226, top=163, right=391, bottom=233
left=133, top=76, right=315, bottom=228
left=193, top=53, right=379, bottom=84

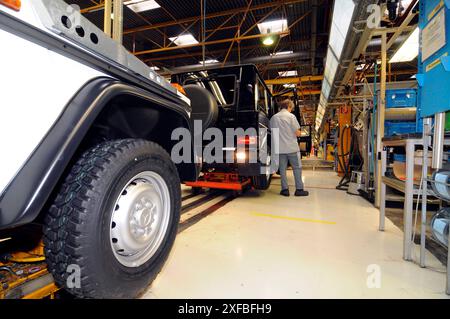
left=420, top=117, right=450, bottom=295
left=379, top=136, right=430, bottom=261
left=379, top=132, right=449, bottom=295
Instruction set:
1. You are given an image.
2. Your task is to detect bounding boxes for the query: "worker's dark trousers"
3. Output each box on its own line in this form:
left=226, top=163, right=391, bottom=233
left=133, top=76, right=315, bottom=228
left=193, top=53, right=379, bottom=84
left=279, top=152, right=304, bottom=191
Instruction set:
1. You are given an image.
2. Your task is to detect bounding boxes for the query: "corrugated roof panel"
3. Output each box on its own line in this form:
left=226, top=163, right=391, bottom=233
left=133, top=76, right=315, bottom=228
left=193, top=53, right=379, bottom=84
left=69, top=0, right=332, bottom=125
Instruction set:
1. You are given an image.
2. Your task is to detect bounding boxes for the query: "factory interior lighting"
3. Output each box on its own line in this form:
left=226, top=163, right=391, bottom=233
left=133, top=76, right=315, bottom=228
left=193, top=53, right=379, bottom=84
left=278, top=70, right=298, bottom=77
left=390, top=27, right=419, bottom=63
left=169, top=34, right=199, bottom=46
left=271, top=51, right=294, bottom=56
left=257, top=19, right=288, bottom=34
left=199, top=59, right=219, bottom=65
left=262, top=35, right=275, bottom=46
left=124, top=0, right=160, bottom=13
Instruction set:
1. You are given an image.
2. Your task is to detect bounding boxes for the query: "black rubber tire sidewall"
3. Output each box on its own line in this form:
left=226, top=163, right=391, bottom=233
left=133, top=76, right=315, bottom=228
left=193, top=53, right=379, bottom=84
left=92, top=144, right=180, bottom=298
left=44, top=140, right=181, bottom=299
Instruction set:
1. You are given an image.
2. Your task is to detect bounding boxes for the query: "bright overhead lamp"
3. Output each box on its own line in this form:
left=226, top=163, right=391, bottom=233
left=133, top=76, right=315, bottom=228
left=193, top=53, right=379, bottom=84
left=390, top=27, right=419, bottom=63
left=271, top=50, right=294, bottom=56
left=149, top=66, right=160, bottom=71
left=262, top=36, right=275, bottom=46
left=278, top=70, right=298, bottom=77
left=199, top=59, right=219, bottom=65
left=124, top=0, right=160, bottom=13
left=283, top=84, right=296, bottom=88
left=257, top=19, right=288, bottom=34
left=169, top=33, right=199, bottom=46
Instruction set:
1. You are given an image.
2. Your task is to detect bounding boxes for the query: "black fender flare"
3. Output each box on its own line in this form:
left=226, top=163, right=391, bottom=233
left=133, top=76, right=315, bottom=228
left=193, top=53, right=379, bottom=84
left=0, top=77, right=198, bottom=230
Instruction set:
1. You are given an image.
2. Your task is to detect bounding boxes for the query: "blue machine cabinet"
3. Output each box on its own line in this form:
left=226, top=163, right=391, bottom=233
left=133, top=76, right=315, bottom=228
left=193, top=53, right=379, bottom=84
left=417, top=0, right=450, bottom=118
left=386, top=89, right=417, bottom=108
left=384, top=88, right=422, bottom=136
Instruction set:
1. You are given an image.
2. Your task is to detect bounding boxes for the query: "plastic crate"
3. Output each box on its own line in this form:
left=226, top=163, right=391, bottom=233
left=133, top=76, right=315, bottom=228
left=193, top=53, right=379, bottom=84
left=385, top=121, right=417, bottom=136
left=393, top=154, right=406, bottom=163
left=386, top=89, right=417, bottom=108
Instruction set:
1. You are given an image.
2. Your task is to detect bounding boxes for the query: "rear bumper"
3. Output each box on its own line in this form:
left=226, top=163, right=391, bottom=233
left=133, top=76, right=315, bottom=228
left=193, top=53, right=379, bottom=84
left=238, top=163, right=261, bottom=177
left=201, top=162, right=261, bottom=177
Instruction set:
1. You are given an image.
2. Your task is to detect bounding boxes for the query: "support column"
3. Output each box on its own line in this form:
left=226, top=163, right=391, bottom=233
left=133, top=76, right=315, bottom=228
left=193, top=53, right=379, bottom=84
left=379, top=148, right=387, bottom=231
left=104, top=0, right=112, bottom=37
left=404, top=141, right=414, bottom=261
left=375, top=32, right=387, bottom=208
left=420, top=118, right=432, bottom=267
left=432, top=112, right=445, bottom=169
left=113, top=0, right=123, bottom=44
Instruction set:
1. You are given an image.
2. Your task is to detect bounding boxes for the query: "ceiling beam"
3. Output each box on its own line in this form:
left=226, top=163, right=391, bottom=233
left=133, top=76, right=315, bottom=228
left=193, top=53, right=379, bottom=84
left=119, top=0, right=307, bottom=35
left=387, top=0, right=418, bottom=50
left=275, top=89, right=321, bottom=96
left=266, top=75, right=324, bottom=85
left=222, top=0, right=254, bottom=65
left=142, top=38, right=322, bottom=62
left=133, top=31, right=289, bottom=56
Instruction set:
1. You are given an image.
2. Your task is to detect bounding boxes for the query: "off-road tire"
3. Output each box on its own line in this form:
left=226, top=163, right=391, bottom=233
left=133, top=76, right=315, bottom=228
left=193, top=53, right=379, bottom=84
left=43, top=139, right=180, bottom=298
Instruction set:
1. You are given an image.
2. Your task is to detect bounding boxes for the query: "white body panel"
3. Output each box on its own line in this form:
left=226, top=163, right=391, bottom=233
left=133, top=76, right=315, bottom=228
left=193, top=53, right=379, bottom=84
left=0, top=3, right=106, bottom=193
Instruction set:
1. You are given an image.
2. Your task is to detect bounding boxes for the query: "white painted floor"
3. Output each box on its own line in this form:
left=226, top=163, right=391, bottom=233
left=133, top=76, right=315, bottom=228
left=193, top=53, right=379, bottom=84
left=143, top=170, right=449, bottom=299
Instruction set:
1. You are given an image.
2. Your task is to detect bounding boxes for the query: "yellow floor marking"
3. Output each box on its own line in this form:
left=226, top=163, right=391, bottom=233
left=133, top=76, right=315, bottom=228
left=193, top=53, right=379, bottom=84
left=251, top=212, right=336, bottom=225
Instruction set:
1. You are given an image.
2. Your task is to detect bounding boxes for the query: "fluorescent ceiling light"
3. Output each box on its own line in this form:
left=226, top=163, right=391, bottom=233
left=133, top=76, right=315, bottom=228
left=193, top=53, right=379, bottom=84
left=124, top=0, right=160, bottom=13
left=283, top=84, right=296, bottom=88
left=257, top=19, right=288, bottom=34
left=199, top=59, right=219, bottom=65
left=278, top=70, right=298, bottom=77
left=169, top=34, right=199, bottom=46
left=271, top=51, right=293, bottom=56
left=149, top=66, right=160, bottom=71
left=390, top=27, right=419, bottom=63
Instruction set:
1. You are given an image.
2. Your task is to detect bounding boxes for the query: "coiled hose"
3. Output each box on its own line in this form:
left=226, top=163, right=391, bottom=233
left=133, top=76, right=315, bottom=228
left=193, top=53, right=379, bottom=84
left=336, top=126, right=363, bottom=191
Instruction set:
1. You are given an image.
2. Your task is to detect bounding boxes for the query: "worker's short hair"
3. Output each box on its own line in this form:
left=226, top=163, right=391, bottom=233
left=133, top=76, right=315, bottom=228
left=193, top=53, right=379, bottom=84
left=279, top=99, right=293, bottom=110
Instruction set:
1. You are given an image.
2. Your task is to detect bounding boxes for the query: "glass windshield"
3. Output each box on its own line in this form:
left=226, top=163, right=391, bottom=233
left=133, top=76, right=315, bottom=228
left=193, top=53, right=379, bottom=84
left=183, top=73, right=236, bottom=106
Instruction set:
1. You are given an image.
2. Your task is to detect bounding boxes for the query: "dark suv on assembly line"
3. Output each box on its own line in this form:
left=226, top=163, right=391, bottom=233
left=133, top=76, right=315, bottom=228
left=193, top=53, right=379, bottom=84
left=172, top=64, right=275, bottom=190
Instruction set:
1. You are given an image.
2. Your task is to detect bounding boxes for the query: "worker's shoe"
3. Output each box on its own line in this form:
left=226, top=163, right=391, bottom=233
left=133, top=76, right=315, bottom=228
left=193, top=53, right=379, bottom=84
left=280, top=189, right=290, bottom=197
left=295, top=189, right=309, bottom=197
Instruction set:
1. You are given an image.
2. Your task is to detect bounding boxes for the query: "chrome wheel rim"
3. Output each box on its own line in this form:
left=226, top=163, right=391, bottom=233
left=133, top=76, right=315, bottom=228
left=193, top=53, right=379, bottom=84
left=110, top=171, right=171, bottom=268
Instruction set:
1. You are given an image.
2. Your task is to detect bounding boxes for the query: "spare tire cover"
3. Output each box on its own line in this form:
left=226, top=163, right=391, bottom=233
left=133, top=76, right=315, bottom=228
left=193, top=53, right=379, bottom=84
left=183, top=84, right=219, bottom=131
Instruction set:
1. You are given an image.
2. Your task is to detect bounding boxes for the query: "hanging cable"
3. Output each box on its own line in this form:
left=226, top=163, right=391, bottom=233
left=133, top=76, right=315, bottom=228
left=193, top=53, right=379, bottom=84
left=201, top=0, right=206, bottom=67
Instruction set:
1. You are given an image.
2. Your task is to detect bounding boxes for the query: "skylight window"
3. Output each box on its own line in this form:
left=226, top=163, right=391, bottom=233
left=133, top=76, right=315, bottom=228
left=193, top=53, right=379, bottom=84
left=278, top=70, right=298, bottom=77
left=169, top=34, right=199, bottom=46
left=257, top=19, right=288, bottom=34
left=390, top=27, right=419, bottom=63
left=124, top=0, right=160, bottom=13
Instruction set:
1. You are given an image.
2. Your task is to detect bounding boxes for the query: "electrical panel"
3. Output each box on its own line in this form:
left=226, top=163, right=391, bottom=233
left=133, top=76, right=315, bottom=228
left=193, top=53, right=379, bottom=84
left=417, top=0, right=450, bottom=118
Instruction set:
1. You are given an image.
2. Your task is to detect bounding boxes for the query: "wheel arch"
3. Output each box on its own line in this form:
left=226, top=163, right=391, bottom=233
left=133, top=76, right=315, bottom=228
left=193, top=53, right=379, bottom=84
left=81, top=87, right=198, bottom=182
left=0, top=77, right=198, bottom=230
